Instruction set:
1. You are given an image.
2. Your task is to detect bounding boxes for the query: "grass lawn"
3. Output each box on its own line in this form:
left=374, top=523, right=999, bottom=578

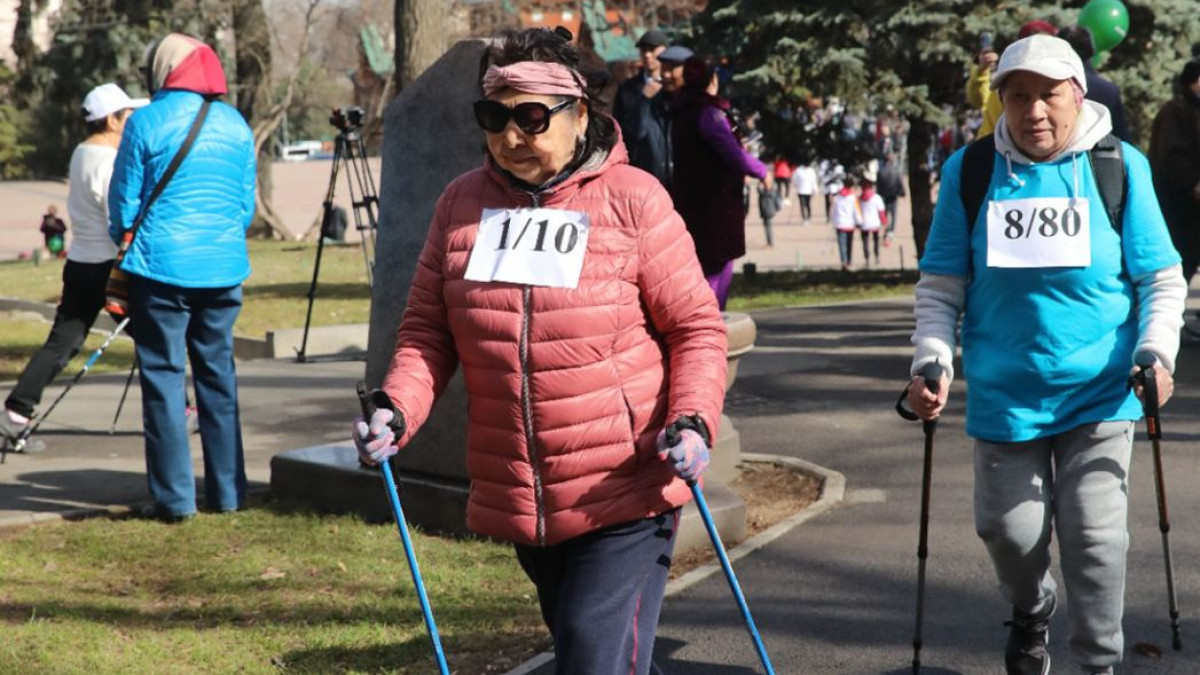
left=0, top=495, right=548, bottom=675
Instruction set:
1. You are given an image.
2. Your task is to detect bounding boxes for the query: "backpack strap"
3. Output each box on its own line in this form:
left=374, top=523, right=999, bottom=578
left=959, top=131, right=1126, bottom=238
left=960, top=133, right=996, bottom=233
left=1087, top=132, right=1126, bottom=235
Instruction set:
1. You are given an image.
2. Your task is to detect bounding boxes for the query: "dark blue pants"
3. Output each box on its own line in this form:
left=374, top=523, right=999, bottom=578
left=129, top=276, right=245, bottom=517
left=514, top=509, right=679, bottom=675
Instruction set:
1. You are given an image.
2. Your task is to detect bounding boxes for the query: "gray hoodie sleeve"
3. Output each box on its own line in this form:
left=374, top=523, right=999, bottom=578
left=1132, top=264, right=1187, bottom=374
left=911, top=272, right=966, bottom=381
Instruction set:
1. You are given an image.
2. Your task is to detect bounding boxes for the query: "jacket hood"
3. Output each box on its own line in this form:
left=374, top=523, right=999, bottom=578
left=145, top=33, right=228, bottom=96
left=994, top=99, right=1113, bottom=165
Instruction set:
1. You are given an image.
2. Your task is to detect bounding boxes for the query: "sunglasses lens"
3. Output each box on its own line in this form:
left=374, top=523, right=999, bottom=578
left=512, top=102, right=552, bottom=134
left=474, top=100, right=510, bottom=133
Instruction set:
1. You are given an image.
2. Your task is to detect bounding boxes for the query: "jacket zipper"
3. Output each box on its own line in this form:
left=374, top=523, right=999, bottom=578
left=521, top=191, right=546, bottom=546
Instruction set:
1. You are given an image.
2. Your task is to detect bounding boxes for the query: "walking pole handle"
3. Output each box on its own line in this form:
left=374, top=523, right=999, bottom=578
left=355, top=382, right=451, bottom=675
left=920, top=362, right=944, bottom=434
left=1134, top=352, right=1160, bottom=439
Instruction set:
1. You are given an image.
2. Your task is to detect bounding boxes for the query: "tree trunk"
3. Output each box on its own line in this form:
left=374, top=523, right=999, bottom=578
left=12, top=0, right=35, bottom=75
left=906, top=119, right=936, bottom=262
left=233, top=0, right=281, bottom=238
left=394, top=0, right=447, bottom=91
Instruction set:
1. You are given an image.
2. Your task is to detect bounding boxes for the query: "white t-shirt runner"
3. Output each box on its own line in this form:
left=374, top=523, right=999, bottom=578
left=65, top=142, right=119, bottom=263
left=464, top=207, right=591, bottom=288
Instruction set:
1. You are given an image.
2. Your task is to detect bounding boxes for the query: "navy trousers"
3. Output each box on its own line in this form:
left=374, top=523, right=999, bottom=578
left=514, top=509, right=679, bottom=675
left=129, top=276, right=246, bottom=517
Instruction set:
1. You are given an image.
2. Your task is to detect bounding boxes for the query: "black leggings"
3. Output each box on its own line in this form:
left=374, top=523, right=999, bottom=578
left=6, top=259, right=113, bottom=417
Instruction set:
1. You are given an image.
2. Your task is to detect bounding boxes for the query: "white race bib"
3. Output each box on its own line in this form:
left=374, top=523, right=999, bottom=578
left=464, top=208, right=590, bottom=288
left=986, top=197, right=1091, bottom=268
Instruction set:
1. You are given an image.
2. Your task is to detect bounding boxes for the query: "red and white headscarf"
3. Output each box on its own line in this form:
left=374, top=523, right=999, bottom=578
left=145, top=33, right=228, bottom=96
left=481, top=61, right=585, bottom=99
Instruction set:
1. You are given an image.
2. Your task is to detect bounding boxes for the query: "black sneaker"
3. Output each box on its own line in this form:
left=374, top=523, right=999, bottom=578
left=0, top=412, right=45, bottom=454
left=1004, top=597, right=1054, bottom=675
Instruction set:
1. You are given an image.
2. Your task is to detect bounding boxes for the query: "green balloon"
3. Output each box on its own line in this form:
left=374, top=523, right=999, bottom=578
left=1079, top=0, right=1130, bottom=54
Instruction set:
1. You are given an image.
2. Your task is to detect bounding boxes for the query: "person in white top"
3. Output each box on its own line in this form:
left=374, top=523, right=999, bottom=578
left=791, top=161, right=819, bottom=223
left=858, top=176, right=887, bottom=266
left=829, top=176, right=862, bottom=270
left=1, top=84, right=147, bottom=453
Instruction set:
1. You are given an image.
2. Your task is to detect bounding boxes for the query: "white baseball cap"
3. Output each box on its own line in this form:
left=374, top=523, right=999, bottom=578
left=82, top=83, right=150, bottom=122
left=991, top=34, right=1088, bottom=94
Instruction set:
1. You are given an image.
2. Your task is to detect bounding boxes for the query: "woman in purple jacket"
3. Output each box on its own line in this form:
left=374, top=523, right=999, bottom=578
left=670, top=56, right=770, bottom=309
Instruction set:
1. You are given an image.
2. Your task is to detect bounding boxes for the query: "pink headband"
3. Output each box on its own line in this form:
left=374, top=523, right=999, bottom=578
left=482, top=62, right=585, bottom=98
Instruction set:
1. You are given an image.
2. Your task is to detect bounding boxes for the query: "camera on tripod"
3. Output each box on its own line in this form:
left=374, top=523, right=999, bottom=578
left=330, top=106, right=365, bottom=133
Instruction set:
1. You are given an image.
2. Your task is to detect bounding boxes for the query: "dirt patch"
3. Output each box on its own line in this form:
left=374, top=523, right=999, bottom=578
left=670, top=460, right=823, bottom=579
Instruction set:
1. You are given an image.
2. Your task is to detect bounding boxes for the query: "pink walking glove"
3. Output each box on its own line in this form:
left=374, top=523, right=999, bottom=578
left=656, top=428, right=710, bottom=483
left=353, top=408, right=399, bottom=465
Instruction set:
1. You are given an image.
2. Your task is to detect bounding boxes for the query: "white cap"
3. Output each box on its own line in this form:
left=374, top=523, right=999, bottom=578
left=82, top=83, right=149, bottom=122
left=991, top=34, right=1088, bottom=94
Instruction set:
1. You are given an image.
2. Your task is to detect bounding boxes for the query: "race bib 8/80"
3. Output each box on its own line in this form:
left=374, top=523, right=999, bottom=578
left=986, top=197, right=1091, bottom=268
left=464, top=207, right=591, bottom=288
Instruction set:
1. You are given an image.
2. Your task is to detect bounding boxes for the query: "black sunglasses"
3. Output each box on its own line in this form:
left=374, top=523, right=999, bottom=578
left=473, top=98, right=575, bottom=135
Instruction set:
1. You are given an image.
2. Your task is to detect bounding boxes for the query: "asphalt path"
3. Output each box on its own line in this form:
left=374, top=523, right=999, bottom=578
left=646, top=300, right=1200, bottom=674
left=519, top=298, right=1200, bottom=674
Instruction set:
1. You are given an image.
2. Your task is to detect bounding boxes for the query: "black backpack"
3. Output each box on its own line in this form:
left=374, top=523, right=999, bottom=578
left=959, top=132, right=1127, bottom=238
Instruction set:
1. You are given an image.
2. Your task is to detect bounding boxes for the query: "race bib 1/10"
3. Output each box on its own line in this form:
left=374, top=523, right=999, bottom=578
left=986, top=197, right=1091, bottom=268
left=464, top=207, right=591, bottom=288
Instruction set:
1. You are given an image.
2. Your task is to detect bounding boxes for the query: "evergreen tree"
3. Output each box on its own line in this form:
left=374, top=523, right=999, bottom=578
left=687, top=0, right=1197, bottom=256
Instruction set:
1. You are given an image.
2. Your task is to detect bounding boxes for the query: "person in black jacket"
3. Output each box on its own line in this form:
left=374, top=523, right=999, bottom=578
left=1058, top=24, right=1131, bottom=142
left=613, top=30, right=680, bottom=186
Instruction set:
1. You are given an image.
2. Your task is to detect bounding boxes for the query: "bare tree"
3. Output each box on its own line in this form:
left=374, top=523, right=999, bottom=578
left=394, top=0, right=446, bottom=90
left=239, top=0, right=323, bottom=240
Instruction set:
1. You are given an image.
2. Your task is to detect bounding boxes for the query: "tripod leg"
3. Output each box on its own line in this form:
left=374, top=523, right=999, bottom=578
left=298, top=141, right=345, bottom=363
left=110, top=356, right=138, bottom=434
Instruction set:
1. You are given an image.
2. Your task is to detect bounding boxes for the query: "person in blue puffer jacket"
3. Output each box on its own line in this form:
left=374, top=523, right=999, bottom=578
left=108, top=32, right=256, bottom=523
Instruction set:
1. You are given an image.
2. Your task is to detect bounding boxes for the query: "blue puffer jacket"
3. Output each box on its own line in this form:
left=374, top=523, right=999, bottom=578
left=109, top=90, right=256, bottom=288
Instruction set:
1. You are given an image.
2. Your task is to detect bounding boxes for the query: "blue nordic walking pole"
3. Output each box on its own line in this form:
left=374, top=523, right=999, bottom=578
left=356, top=382, right=450, bottom=675
left=4, top=317, right=131, bottom=461
left=895, top=360, right=944, bottom=673
left=667, top=427, right=776, bottom=674
left=1132, top=352, right=1182, bottom=651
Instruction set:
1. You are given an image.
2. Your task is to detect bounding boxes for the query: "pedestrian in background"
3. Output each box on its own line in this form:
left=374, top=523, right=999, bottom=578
left=791, top=160, right=817, bottom=224
left=612, top=29, right=672, bottom=185
left=1057, top=24, right=1131, bottom=142
left=108, top=33, right=256, bottom=522
left=772, top=155, right=793, bottom=205
left=354, top=28, right=728, bottom=674
left=757, top=178, right=780, bottom=247
left=0, top=84, right=147, bottom=453
left=858, top=175, right=886, bottom=266
left=829, top=175, right=860, bottom=270
left=909, top=35, right=1185, bottom=675
left=39, top=205, right=67, bottom=258
left=1149, top=59, right=1200, bottom=285
left=876, top=153, right=906, bottom=244
left=671, top=55, right=770, bottom=309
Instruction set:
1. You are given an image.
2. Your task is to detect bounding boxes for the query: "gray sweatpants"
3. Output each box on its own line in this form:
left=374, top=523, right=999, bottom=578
left=974, top=420, right=1134, bottom=672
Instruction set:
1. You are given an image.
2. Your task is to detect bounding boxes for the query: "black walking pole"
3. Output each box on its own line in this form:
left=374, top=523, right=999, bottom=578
left=896, top=360, right=944, bottom=673
left=1132, top=352, right=1182, bottom=651
left=110, top=356, right=138, bottom=434
left=5, top=317, right=131, bottom=459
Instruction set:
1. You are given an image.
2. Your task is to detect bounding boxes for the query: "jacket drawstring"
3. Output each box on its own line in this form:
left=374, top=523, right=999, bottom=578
left=1003, top=152, right=1027, bottom=188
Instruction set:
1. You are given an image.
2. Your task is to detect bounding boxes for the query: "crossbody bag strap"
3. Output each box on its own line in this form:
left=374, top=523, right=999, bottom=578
left=116, top=99, right=212, bottom=258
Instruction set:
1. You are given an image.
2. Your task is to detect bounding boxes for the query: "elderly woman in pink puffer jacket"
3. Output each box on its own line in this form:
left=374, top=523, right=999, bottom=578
left=352, top=27, right=728, bottom=675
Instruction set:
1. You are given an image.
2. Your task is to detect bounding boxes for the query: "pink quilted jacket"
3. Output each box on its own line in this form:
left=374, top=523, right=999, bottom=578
left=381, top=139, right=728, bottom=547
